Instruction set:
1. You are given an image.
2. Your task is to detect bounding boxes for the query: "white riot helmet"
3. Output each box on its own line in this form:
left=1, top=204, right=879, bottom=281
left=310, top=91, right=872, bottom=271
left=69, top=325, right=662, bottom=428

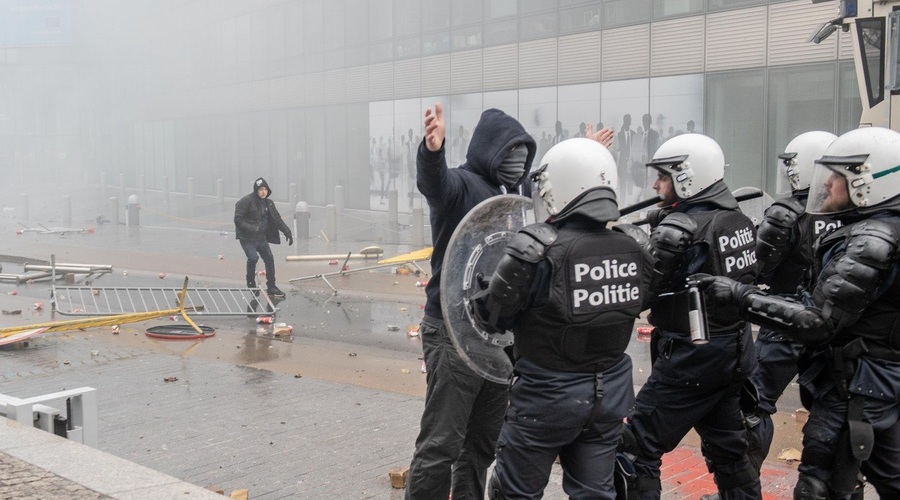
left=646, top=133, right=724, bottom=201
left=775, top=131, right=837, bottom=195
left=531, top=138, right=618, bottom=222
left=807, top=127, right=900, bottom=214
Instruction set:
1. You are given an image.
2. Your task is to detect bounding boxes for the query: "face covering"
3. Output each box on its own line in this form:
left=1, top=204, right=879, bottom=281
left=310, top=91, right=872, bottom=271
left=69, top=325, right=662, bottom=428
left=497, top=144, right=528, bottom=189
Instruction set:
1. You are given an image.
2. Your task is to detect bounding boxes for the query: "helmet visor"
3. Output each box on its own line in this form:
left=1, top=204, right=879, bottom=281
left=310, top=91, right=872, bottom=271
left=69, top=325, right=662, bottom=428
left=775, top=153, right=799, bottom=195
left=806, top=159, right=857, bottom=214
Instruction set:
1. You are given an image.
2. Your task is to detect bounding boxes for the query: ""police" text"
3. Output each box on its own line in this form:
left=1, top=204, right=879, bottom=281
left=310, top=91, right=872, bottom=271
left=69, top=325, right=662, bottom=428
left=572, top=260, right=640, bottom=307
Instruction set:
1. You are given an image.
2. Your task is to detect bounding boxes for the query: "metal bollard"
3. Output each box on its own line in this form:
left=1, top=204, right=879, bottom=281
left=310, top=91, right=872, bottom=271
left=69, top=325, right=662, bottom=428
left=126, top=195, right=140, bottom=227
left=412, top=206, right=424, bottom=247
left=295, top=201, right=310, bottom=240
left=388, top=190, right=398, bottom=226
left=109, top=197, right=119, bottom=226
left=325, top=204, right=337, bottom=241
left=63, top=195, right=72, bottom=227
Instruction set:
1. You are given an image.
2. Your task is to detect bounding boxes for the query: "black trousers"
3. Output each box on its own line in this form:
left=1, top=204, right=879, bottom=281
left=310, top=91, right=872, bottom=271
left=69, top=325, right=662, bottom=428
left=405, top=316, right=508, bottom=499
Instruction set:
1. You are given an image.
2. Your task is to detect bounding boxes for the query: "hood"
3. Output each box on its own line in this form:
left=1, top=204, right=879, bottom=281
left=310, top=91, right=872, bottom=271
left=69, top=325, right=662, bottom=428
left=677, top=180, right=737, bottom=211
left=252, top=177, right=272, bottom=198
left=462, top=109, right=537, bottom=190
left=552, top=187, right=620, bottom=225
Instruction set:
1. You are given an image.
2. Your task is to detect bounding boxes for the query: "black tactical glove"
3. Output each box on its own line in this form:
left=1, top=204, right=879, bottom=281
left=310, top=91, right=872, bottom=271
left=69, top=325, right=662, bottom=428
left=645, top=208, right=671, bottom=229
left=285, top=231, right=293, bottom=246
left=689, top=273, right=759, bottom=307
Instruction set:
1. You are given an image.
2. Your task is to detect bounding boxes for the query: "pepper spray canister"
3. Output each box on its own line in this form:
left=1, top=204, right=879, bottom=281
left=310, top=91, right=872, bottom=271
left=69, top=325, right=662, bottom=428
left=687, top=284, right=709, bottom=345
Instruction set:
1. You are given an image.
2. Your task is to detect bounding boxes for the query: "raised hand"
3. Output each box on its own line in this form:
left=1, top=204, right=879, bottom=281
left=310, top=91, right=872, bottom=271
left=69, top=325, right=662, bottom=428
left=424, top=103, right=445, bottom=152
left=586, top=123, right=614, bottom=148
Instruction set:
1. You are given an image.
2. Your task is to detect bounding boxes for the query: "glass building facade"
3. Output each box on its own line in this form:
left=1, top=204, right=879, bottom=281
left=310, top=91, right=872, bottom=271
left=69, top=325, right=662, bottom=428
left=0, top=0, right=862, bottom=210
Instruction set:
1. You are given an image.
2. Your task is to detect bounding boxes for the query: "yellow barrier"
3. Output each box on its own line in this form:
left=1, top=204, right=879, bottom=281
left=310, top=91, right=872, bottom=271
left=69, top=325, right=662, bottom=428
left=0, top=277, right=202, bottom=338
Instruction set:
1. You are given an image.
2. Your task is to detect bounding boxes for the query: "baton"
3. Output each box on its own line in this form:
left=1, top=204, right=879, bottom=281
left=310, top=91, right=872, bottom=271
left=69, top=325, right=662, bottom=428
left=632, top=189, right=765, bottom=226
left=619, top=195, right=664, bottom=217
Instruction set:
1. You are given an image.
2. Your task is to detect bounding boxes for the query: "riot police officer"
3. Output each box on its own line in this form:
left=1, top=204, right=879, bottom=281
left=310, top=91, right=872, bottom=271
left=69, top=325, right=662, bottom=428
left=474, top=138, right=654, bottom=499
left=746, top=131, right=837, bottom=471
left=697, top=127, right=900, bottom=499
left=623, top=134, right=762, bottom=499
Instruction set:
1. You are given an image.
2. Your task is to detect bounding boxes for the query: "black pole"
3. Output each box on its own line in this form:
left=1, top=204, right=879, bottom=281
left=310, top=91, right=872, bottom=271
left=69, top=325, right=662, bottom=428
left=619, top=195, right=664, bottom=217
left=632, top=190, right=764, bottom=226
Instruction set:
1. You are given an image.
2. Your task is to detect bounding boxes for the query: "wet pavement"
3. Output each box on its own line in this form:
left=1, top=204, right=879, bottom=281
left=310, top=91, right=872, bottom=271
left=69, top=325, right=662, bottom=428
left=0, top=180, right=872, bottom=498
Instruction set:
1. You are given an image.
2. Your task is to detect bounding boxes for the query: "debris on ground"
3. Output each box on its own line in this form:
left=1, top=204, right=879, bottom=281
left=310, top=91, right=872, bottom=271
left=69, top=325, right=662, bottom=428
left=777, top=448, right=802, bottom=462
left=388, top=466, right=410, bottom=489
left=229, top=489, right=249, bottom=500
left=794, top=408, right=809, bottom=425
left=387, top=325, right=400, bottom=332
left=164, top=376, right=178, bottom=382
left=407, top=325, right=419, bottom=337
left=2, top=309, right=22, bottom=315
left=273, top=323, right=293, bottom=336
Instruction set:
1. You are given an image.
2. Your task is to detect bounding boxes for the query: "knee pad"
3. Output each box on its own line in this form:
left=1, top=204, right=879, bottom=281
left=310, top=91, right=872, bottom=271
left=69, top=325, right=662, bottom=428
left=794, top=473, right=829, bottom=500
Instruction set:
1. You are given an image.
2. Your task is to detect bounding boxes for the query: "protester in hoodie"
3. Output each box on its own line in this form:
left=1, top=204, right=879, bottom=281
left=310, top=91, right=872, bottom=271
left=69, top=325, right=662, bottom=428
left=233, top=177, right=292, bottom=298
left=620, top=134, right=762, bottom=499
left=404, top=103, right=537, bottom=500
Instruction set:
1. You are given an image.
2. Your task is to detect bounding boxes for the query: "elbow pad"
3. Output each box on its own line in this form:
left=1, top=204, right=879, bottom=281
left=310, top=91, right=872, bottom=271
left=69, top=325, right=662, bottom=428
left=650, top=212, right=697, bottom=292
left=742, top=293, right=832, bottom=344
left=479, top=224, right=556, bottom=328
left=756, top=198, right=803, bottom=280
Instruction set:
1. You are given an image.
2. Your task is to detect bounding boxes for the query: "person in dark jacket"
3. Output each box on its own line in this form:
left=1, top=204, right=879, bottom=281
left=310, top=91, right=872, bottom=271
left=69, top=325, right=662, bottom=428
left=744, top=131, right=837, bottom=473
left=697, top=127, right=900, bottom=500
left=623, top=134, right=762, bottom=500
left=405, top=103, right=537, bottom=500
left=474, top=138, right=656, bottom=499
left=234, top=177, right=292, bottom=298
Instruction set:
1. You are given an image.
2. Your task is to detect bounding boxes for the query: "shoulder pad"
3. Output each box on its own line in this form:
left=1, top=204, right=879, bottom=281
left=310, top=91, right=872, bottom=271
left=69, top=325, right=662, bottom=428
left=763, top=197, right=805, bottom=229
left=507, top=223, right=557, bottom=263
left=756, top=199, right=804, bottom=273
left=651, top=212, right=698, bottom=253
left=613, top=223, right=653, bottom=255
left=845, top=219, right=900, bottom=272
left=813, top=219, right=900, bottom=328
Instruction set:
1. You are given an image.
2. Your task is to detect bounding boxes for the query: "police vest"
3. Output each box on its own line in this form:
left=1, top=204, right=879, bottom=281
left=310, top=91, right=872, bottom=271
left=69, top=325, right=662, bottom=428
left=516, top=228, right=644, bottom=373
left=765, top=211, right=841, bottom=295
left=651, top=208, right=758, bottom=334
left=813, top=219, right=900, bottom=355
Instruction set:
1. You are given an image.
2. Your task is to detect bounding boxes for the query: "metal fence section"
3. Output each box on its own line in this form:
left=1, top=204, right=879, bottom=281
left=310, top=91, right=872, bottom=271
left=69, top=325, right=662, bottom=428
left=51, top=285, right=276, bottom=317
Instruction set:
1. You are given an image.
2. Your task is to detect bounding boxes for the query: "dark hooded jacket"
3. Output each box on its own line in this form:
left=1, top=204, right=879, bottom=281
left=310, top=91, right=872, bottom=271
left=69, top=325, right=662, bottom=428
left=417, top=108, right=537, bottom=319
left=234, top=177, right=291, bottom=244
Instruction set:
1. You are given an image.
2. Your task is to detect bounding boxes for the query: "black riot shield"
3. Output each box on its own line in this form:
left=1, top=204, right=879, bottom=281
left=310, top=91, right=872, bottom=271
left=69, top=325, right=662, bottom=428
left=440, top=194, right=535, bottom=384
